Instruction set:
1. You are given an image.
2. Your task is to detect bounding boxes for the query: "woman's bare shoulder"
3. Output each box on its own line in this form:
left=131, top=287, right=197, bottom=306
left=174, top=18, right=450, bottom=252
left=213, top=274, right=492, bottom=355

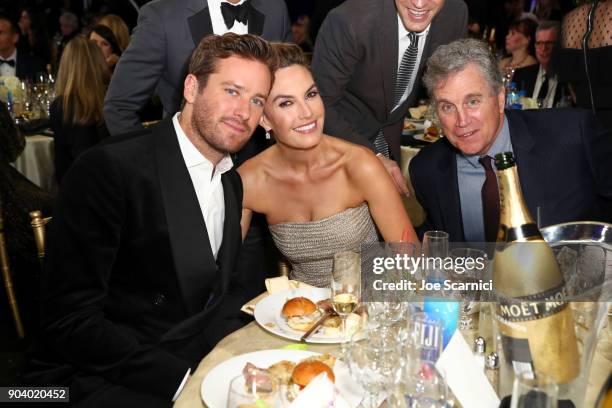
left=325, top=136, right=383, bottom=176
left=237, top=147, right=276, bottom=186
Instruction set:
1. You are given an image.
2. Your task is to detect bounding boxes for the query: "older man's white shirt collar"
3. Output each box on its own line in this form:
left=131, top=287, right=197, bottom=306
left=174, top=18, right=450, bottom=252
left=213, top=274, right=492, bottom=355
left=172, top=113, right=233, bottom=176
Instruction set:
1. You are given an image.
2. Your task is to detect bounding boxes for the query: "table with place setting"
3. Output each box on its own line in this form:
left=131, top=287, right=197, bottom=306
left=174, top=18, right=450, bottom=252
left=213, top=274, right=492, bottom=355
left=174, top=286, right=611, bottom=408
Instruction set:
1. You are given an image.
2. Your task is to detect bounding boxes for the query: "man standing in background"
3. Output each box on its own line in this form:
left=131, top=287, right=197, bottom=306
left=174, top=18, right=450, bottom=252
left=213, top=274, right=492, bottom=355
left=311, top=0, right=467, bottom=195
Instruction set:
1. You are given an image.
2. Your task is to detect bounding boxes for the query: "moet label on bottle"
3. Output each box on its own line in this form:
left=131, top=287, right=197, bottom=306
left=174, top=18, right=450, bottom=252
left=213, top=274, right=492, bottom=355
left=493, top=244, right=580, bottom=384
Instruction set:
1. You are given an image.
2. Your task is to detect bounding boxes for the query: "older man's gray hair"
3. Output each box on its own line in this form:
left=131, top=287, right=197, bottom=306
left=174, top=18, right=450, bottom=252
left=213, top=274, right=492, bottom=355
left=423, top=38, right=503, bottom=97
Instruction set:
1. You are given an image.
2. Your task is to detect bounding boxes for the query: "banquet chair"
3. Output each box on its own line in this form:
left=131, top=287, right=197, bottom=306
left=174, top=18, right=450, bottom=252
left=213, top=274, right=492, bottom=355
left=0, top=195, right=25, bottom=338
left=29, top=210, right=51, bottom=269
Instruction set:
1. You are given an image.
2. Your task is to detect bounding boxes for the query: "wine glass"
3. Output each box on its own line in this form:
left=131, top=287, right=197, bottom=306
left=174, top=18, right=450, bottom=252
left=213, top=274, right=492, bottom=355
left=227, top=374, right=286, bottom=408
left=331, top=250, right=361, bottom=344
left=510, top=372, right=558, bottom=408
left=449, top=247, right=489, bottom=331
left=348, top=328, right=403, bottom=408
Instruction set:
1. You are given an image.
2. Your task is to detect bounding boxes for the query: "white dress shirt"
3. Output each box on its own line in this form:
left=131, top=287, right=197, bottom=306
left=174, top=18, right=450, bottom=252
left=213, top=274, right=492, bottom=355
left=170, top=112, right=233, bottom=401
left=208, top=0, right=249, bottom=35
left=0, top=49, right=17, bottom=78
left=392, top=16, right=430, bottom=112
left=531, top=65, right=558, bottom=109
left=172, top=113, right=233, bottom=260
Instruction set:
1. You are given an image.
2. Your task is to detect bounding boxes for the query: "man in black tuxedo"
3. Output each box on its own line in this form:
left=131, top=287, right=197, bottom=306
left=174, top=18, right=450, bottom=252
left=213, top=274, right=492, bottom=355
left=104, top=0, right=291, bottom=136
left=512, top=20, right=570, bottom=108
left=311, top=0, right=467, bottom=195
left=0, top=14, right=44, bottom=81
left=27, top=34, right=275, bottom=407
left=409, top=38, right=612, bottom=242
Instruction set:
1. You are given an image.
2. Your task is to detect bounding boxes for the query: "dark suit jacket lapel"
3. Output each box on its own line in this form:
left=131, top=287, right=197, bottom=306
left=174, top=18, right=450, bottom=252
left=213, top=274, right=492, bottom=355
left=437, top=144, right=465, bottom=241
left=506, top=111, right=536, bottom=209
left=154, top=119, right=217, bottom=316
left=214, top=174, right=240, bottom=299
left=187, top=2, right=213, bottom=46
left=379, top=0, right=399, bottom=115
left=247, top=2, right=265, bottom=36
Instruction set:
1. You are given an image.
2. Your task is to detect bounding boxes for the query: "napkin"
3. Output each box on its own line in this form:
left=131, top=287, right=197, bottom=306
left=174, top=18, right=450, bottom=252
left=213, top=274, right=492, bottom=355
left=436, top=331, right=500, bottom=408
left=240, top=277, right=316, bottom=315
left=288, top=373, right=351, bottom=408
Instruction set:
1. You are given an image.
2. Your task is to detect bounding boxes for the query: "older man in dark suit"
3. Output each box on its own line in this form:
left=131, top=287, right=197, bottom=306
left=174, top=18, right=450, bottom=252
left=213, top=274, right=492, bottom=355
left=27, top=34, right=275, bottom=407
left=409, top=38, right=612, bottom=242
left=512, top=20, right=570, bottom=108
left=311, top=0, right=467, bottom=195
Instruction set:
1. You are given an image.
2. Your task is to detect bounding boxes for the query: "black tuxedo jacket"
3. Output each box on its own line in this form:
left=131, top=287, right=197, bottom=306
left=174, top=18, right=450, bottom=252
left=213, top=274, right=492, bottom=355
left=15, top=50, right=45, bottom=81
left=28, top=119, right=246, bottom=401
left=409, top=109, right=612, bottom=241
left=311, top=0, right=467, bottom=161
left=104, top=0, right=292, bottom=136
left=512, top=64, right=569, bottom=107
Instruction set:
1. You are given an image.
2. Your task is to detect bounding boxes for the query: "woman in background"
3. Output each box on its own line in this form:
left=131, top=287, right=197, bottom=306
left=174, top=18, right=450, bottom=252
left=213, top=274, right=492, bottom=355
left=554, top=0, right=611, bottom=131
left=88, top=24, right=122, bottom=71
left=499, top=18, right=538, bottom=72
left=99, top=14, right=130, bottom=53
left=51, top=36, right=110, bottom=183
left=239, top=44, right=418, bottom=288
left=17, top=7, right=52, bottom=65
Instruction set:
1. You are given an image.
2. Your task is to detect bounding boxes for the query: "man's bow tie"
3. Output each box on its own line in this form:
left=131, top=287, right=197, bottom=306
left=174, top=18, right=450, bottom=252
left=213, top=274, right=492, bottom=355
left=0, top=59, right=15, bottom=67
left=221, top=1, right=251, bottom=29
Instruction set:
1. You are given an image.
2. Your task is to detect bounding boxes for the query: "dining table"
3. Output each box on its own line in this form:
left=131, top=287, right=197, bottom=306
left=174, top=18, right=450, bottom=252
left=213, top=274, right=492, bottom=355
left=174, top=311, right=611, bottom=408
left=11, top=134, right=56, bottom=192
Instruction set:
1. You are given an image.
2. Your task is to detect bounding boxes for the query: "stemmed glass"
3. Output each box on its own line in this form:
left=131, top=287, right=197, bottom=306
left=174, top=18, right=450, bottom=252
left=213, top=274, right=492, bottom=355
left=348, top=328, right=403, bottom=408
left=449, top=248, right=489, bottom=331
left=510, top=372, right=558, bottom=408
left=331, top=250, right=361, bottom=344
left=366, top=242, right=415, bottom=335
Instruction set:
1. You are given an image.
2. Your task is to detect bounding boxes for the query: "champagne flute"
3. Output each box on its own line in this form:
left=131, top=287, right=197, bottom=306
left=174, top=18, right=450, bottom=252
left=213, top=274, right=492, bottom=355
left=331, top=250, right=361, bottom=344
left=449, top=247, right=488, bottom=331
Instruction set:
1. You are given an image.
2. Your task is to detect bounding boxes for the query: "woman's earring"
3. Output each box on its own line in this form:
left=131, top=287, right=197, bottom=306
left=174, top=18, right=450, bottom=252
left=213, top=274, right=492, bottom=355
left=265, top=130, right=271, bottom=139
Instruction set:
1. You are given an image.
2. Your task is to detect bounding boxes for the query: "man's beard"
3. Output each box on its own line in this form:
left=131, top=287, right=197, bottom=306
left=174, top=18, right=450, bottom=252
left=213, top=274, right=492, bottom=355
left=191, top=99, right=251, bottom=155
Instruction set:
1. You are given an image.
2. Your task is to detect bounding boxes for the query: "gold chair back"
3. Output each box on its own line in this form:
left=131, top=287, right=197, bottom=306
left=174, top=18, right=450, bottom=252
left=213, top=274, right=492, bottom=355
left=29, top=211, right=51, bottom=266
left=0, top=196, right=25, bottom=338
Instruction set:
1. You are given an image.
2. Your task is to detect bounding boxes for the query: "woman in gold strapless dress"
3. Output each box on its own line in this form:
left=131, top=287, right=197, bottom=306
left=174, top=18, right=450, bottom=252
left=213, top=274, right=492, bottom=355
left=238, top=44, right=418, bottom=288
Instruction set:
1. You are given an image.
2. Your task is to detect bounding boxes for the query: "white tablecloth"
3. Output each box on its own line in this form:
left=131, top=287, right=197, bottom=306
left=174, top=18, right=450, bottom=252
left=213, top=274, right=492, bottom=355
left=12, top=135, right=56, bottom=192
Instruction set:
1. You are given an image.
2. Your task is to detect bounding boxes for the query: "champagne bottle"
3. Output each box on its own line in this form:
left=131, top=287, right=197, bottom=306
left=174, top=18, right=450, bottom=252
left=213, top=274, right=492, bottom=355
left=492, top=152, right=579, bottom=384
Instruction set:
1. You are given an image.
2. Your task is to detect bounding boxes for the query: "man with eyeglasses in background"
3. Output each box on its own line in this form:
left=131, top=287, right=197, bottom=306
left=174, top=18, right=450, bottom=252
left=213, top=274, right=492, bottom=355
left=513, top=20, right=570, bottom=108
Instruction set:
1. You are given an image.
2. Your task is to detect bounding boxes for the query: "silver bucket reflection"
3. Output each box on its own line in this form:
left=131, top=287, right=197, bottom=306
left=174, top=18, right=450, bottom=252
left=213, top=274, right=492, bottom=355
left=494, top=222, right=612, bottom=407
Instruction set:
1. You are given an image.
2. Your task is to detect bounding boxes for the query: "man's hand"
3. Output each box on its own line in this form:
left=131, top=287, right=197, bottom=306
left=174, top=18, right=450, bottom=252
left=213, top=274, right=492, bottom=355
left=377, top=154, right=411, bottom=197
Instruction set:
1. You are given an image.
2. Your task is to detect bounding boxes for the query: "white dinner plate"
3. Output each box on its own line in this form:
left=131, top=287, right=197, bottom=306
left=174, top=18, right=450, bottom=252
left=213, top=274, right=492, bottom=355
left=254, top=287, right=348, bottom=344
left=200, top=349, right=363, bottom=408
left=413, top=133, right=440, bottom=143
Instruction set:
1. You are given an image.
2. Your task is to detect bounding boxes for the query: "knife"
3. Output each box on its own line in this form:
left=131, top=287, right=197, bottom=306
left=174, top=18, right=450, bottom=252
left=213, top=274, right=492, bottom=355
left=300, top=310, right=335, bottom=342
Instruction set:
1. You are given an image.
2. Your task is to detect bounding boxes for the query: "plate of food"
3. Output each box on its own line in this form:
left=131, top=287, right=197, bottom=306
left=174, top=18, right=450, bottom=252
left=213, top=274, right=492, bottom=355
left=254, top=287, right=365, bottom=344
left=402, top=119, right=426, bottom=135
left=200, top=349, right=363, bottom=407
left=413, top=125, right=442, bottom=143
